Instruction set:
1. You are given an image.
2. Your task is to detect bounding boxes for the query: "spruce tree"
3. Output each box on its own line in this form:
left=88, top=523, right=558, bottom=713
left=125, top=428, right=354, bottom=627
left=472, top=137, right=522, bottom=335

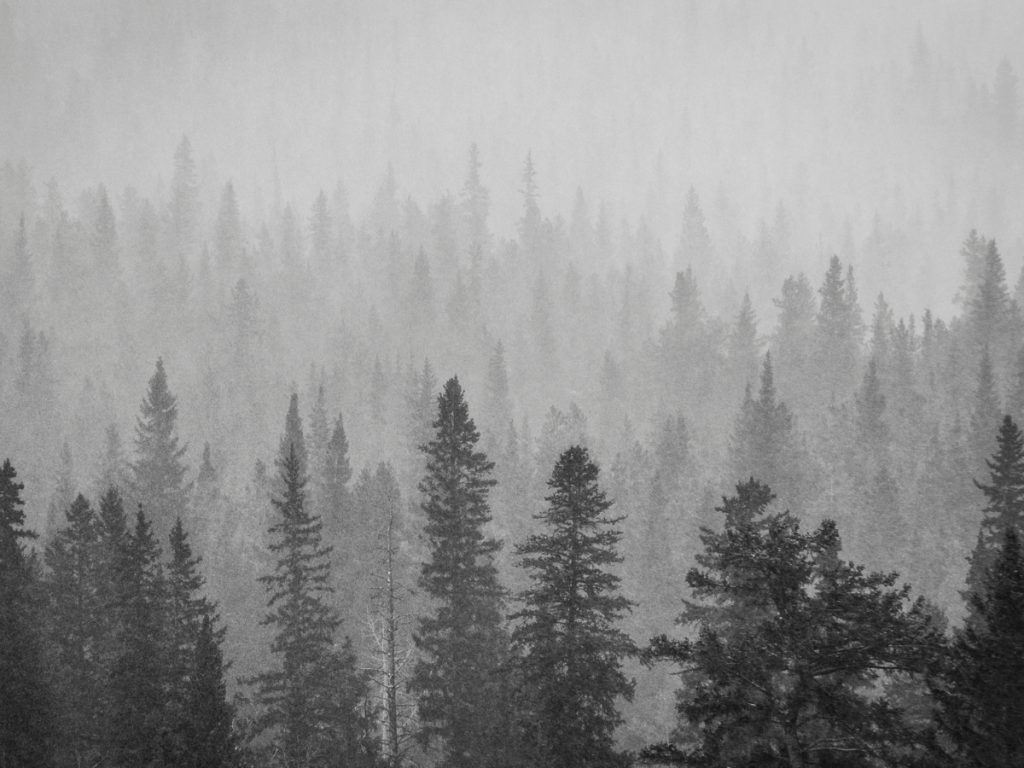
left=165, top=516, right=221, bottom=757
left=512, top=445, right=635, bottom=768
left=932, top=527, right=1024, bottom=765
left=410, top=376, right=514, bottom=768
left=45, top=493, right=105, bottom=767
left=965, top=415, right=1024, bottom=604
left=645, top=480, right=940, bottom=767
left=133, top=358, right=191, bottom=536
left=252, top=407, right=373, bottom=768
left=108, top=507, right=168, bottom=768
left=179, top=615, right=237, bottom=768
left=0, top=459, right=53, bottom=768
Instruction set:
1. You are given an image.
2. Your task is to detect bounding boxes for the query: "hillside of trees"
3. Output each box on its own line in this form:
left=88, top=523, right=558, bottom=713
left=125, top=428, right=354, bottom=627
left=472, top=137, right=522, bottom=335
left=1, top=129, right=1024, bottom=766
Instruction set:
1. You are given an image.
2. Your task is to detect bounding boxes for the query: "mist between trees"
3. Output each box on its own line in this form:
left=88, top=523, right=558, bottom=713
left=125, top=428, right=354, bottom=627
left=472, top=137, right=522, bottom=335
left=1, top=134, right=1024, bottom=767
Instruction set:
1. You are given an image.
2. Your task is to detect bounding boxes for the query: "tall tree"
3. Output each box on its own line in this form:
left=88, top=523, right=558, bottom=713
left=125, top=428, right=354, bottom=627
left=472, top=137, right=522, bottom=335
left=410, top=377, right=514, bottom=768
left=179, top=615, right=237, bottom=768
left=645, top=480, right=941, bottom=767
left=45, top=493, right=105, bottom=768
left=512, top=445, right=635, bottom=768
left=0, top=459, right=53, bottom=767
left=730, top=353, right=807, bottom=510
left=108, top=507, right=168, bottom=768
left=931, top=527, right=1024, bottom=766
left=362, top=463, right=415, bottom=768
left=133, top=358, right=191, bottom=537
left=965, top=415, right=1024, bottom=605
left=251, top=410, right=373, bottom=768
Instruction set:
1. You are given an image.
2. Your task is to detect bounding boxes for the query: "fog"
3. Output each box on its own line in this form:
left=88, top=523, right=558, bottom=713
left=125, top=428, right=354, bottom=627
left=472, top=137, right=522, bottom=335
left=4, top=2, right=1024, bottom=765
left=6, top=1, right=1024, bottom=316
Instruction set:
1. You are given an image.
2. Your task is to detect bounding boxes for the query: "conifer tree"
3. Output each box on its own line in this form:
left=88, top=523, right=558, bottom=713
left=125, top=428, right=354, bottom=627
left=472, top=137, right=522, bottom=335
left=252, top=406, right=373, bottom=768
left=0, top=459, right=53, bottom=767
left=108, top=507, right=167, bottom=768
left=166, top=519, right=219, bottom=726
left=321, top=412, right=353, bottom=536
left=410, top=377, right=514, bottom=768
left=932, top=527, right=1024, bottom=766
left=965, top=415, right=1024, bottom=604
left=968, top=349, right=1002, bottom=475
left=512, top=446, right=635, bottom=768
left=45, top=493, right=105, bottom=767
left=133, top=358, right=190, bottom=536
left=179, top=615, right=237, bottom=768
left=730, top=353, right=806, bottom=509
left=645, top=480, right=940, bottom=767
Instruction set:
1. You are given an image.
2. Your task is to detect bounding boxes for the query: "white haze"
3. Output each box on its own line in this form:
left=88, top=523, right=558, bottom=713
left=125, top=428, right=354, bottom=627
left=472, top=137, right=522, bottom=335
left=4, top=0, right=1024, bottom=319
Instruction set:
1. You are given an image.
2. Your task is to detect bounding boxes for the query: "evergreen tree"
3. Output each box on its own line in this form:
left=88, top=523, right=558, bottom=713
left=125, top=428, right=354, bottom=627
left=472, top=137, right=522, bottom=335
left=727, top=292, right=759, bottom=394
left=165, top=518, right=219, bottom=732
left=677, top=187, right=713, bottom=269
left=252, top=413, right=373, bottom=768
left=645, top=480, right=940, bottom=767
left=410, top=377, right=514, bottom=768
left=45, top=493, right=105, bottom=767
left=215, top=181, right=243, bottom=273
left=133, top=358, right=191, bottom=536
left=815, top=255, right=860, bottom=399
left=730, top=353, right=806, bottom=510
left=512, top=446, right=635, bottom=768
left=855, top=357, right=890, bottom=462
left=772, top=272, right=817, bottom=411
left=320, top=412, right=353, bottom=538
left=108, top=507, right=168, bottom=768
left=968, top=349, right=1001, bottom=475
left=461, top=142, right=490, bottom=254
left=519, top=151, right=543, bottom=257
left=0, top=459, right=53, bottom=767
left=932, top=527, right=1024, bottom=766
left=179, top=615, right=237, bottom=768
left=278, top=392, right=308, bottom=478
left=965, top=415, right=1024, bottom=605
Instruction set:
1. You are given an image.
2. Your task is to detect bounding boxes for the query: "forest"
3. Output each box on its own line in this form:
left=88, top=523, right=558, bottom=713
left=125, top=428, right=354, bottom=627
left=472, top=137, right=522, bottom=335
left=3, top=2, right=1024, bottom=767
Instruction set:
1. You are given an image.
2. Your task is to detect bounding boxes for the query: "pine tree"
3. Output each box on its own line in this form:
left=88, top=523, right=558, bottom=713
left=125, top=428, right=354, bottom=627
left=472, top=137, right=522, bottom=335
left=0, top=459, right=53, bottom=767
left=932, top=527, right=1024, bottom=765
left=166, top=518, right=219, bottom=728
left=133, top=358, right=191, bottom=537
left=512, top=446, right=635, bottom=768
left=321, top=412, right=353, bottom=538
left=252, top=411, right=373, bottom=768
left=644, top=480, right=941, bottom=767
left=965, top=415, right=1024, bottom=605
left=215, top=181, right=243, bottom=273
left=815, top=255, right=860, bottom=399
left=730, top=353, right=805, bottom=510
left=519, top=151, right=543, bottom=257
left=968, top=348, right=1002, bottom=476
left=96, top=423, right=131, bottom=498
left=179, top=614, right=237, bottom=768
left=45, top=493, right=105, bottom=767
left=461, top=142, right=490, bottom=255
left=410, top=377, right=514, bottom=768
left=108, top=506, right=168, bottom=768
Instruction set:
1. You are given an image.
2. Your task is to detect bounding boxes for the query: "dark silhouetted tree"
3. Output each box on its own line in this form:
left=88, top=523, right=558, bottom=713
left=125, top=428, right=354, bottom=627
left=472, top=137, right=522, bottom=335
left=0, top=459, right=53, bottom=767
left=512, top=445, right=635, bottom=768
left=645, top=480, right=940, bottom=767
left=410, top=377, right=514, bottom=768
